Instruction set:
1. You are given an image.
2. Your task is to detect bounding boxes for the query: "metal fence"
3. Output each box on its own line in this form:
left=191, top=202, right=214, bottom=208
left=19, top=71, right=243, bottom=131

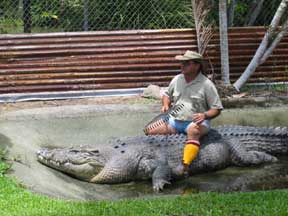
left=0, top=0, right=282, bottom=34
left=0, top=27, right=287, bottom=95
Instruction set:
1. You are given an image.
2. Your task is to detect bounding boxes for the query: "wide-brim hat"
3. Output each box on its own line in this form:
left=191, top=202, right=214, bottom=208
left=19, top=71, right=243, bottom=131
left=175, top=50, right=203, bottom=62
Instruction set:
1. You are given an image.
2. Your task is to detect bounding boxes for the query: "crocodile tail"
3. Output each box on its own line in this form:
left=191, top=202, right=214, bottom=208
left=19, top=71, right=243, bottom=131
left=216, top=125, right=288, bottom=138
left=143, top=103, right=184, bottom=134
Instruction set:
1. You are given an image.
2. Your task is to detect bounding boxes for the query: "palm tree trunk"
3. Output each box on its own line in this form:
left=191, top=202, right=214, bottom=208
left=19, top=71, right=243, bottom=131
left=219, top=0, right=230, bottom=85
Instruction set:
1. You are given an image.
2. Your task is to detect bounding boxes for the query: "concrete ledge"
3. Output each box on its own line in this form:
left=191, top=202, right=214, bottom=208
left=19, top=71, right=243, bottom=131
left=222, top=96, right=288, bottom=108
left=0, top=88, right=145, bottom=103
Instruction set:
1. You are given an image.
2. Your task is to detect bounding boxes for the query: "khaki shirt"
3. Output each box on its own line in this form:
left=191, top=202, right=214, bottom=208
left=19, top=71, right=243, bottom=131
left=163, top=72, right=223, bottom=121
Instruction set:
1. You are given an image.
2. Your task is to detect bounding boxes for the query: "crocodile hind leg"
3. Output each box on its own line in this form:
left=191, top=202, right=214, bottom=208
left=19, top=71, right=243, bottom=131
left=229, top=138, right=278, bottom=166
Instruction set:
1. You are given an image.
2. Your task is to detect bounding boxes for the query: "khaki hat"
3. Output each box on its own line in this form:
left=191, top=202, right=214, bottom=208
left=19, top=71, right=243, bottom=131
left=175, top=50, right=203, bottom=62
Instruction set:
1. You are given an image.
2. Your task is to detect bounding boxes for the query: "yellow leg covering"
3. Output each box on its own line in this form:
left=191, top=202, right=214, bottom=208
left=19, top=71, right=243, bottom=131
left=183, top=143, right=200, bottom=166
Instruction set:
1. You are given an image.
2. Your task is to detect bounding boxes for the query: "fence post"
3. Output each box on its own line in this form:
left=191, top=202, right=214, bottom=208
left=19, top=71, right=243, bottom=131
left=83, top=0, right=89, bottom=31
left=219, top=0, right=230, bottom=85
left=23, top=0, right=32, bottom=33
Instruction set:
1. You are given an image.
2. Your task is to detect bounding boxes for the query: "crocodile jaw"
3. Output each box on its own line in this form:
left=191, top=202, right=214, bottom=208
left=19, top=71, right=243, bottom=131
left=37, top=148, right=105, bottom=181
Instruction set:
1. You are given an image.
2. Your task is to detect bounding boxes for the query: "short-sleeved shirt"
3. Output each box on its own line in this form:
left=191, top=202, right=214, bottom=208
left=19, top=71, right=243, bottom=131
left=163, top=72, right=223, bottom=121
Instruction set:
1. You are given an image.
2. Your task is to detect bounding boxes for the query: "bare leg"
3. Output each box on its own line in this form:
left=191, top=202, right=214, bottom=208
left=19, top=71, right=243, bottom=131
left=186, top=124, right=209, bottom=140
left=145, top=122, right=176, bottom=135
left=174, top=124, right=208, bottom=176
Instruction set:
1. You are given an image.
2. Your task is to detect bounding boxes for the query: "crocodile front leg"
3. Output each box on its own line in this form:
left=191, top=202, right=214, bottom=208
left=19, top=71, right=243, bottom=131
left=90, top=154, right=138, bottom=184
left=152, top=160, right=172, bottom=192
left=229, top=138, right=278, bottom=166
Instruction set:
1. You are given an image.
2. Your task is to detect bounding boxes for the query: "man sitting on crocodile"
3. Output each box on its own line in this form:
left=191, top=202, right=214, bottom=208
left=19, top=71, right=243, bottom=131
left=36, top=51, right=288, bottom=192
left=145, top=50, right=223, bottom=176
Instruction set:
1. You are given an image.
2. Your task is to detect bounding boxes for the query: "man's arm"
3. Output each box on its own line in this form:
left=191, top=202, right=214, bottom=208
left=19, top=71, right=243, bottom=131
left=193, top=109, right=221, bottom=124
left=193, top=80, right=223, bottom=124
left=204, top=108, right=221, bottom=120
left=161, top=95, right=171, bottom=112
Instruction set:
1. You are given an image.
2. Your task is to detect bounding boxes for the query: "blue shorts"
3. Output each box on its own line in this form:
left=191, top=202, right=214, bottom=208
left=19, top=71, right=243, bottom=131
left=168, top=117, right=211, bottom=134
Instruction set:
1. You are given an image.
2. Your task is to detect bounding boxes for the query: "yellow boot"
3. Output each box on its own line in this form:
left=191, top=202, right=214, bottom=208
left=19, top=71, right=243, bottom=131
left=183, top=140, right=200, bottom=166
left=173, top=140, right=200, bottom=176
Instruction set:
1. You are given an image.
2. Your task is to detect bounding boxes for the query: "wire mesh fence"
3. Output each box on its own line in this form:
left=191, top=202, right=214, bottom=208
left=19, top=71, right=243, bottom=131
left=0, top=0, right=283, bottom=34
left=0, top=0, right=194, bottom=33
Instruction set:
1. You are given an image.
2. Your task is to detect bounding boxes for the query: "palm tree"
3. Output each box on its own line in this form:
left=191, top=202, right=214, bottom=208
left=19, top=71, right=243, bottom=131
left=191, top=0, right=213, bottom=55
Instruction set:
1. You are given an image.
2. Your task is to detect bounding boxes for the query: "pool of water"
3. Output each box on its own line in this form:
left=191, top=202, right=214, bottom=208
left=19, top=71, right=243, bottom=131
left=0, top=104, right=287, bottom=200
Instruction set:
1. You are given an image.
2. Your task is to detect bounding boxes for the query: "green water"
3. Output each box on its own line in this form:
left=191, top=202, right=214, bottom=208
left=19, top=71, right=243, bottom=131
left=0, top=105, right=287, bottom=200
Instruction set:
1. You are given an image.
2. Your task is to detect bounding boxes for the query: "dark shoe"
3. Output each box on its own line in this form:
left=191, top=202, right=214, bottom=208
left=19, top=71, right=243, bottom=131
left=183, top=164, right=189, bottom=176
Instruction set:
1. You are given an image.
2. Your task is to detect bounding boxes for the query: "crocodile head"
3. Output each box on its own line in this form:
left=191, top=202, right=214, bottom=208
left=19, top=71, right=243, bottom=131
left=37, top=147, right=106, bottom=181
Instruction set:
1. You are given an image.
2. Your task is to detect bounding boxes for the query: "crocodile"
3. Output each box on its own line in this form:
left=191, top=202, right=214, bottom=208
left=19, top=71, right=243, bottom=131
left=37, top=125, right=288, bottom=191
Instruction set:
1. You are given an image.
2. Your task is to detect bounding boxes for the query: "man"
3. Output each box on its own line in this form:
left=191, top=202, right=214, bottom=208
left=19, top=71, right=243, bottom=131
left=146, top=50, right=223, bottom=175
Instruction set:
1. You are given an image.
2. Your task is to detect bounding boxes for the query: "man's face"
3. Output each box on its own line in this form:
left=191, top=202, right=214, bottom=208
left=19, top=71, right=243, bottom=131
left=181, top=60, right=201, bottom=75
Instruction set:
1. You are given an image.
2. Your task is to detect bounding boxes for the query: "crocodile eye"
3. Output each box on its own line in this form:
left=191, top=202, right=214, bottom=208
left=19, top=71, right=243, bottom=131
left=114, top=146, right=119, bottom=149
left=121, top=143, right=126, bottom=146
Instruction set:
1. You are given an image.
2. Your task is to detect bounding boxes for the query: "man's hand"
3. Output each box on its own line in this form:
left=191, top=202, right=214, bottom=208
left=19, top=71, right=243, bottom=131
left=161, top=105, right=170, bottom=113
left=192, top=113, right=206, bottom=124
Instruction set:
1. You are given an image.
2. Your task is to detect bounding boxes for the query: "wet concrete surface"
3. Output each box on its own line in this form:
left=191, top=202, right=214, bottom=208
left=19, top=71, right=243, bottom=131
left=0, top=104, right=287, bottom=200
